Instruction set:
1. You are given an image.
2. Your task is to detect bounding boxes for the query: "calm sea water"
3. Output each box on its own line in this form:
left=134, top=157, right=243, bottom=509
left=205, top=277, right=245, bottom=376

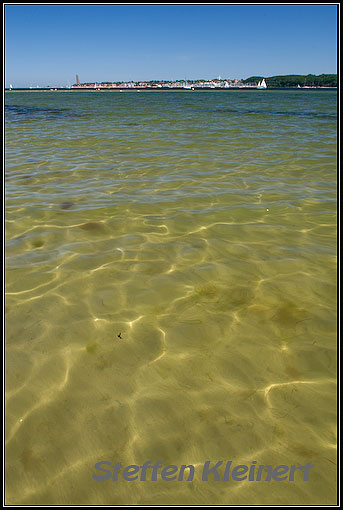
left=5, top=90, right=337, bottom=505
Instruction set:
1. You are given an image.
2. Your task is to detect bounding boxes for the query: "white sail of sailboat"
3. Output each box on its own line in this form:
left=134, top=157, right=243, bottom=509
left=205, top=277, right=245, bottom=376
left=257, top=79, right=267, bottom=89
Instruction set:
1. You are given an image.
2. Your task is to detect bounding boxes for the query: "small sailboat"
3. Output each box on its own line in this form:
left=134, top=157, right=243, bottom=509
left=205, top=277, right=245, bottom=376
left=257, top=78, right=267, bottom=89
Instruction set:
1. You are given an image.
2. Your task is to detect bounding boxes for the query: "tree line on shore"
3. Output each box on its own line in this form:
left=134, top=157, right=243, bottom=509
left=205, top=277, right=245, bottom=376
left=242, top=74, right=337, bottom=87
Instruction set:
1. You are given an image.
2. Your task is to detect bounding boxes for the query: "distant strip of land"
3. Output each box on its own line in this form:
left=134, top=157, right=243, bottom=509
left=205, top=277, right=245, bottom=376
left=7, top=74, right=337, bottom=91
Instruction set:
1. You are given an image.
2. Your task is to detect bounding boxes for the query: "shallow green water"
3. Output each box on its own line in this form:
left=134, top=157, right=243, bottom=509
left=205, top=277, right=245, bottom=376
left=5, top=90, right=337, bottom=505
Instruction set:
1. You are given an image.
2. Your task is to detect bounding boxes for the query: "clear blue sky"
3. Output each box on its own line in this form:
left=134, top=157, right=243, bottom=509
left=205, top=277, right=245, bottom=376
left=4, top=4, right=338, bottom=87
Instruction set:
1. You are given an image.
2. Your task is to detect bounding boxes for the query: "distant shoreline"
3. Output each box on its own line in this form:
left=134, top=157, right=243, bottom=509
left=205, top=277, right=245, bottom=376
left=5, top=86, right=337, bottom=92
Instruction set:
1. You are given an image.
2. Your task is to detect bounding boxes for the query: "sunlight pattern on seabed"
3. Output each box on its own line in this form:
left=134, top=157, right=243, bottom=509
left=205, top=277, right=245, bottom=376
left=5, top=89, right=337, bottom=505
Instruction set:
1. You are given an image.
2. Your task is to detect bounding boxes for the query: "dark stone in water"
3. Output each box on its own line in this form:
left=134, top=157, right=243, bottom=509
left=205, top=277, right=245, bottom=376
left=31, top=239, right=44, bottom=249
left=79, top=221, right=105, bottom=232
left=271, top=302, right=308, bottom=328
left=60, top=202, right=74, bottom=209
